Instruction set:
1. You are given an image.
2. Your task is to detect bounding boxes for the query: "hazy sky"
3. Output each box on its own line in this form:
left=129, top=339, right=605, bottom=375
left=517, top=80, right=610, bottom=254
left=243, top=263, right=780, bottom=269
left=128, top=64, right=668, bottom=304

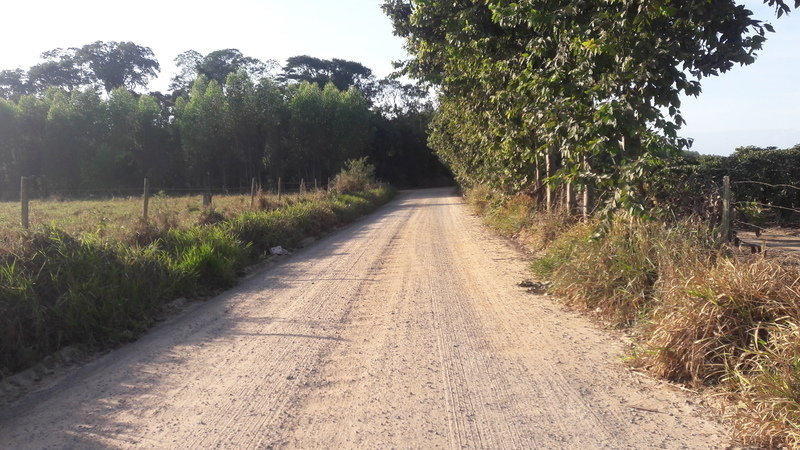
left=0, top=0, right=797, bottom=156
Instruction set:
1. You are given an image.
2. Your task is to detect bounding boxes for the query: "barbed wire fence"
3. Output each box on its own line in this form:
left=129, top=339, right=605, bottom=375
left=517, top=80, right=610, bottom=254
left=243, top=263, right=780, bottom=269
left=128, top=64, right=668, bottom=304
left=718, top=177, right=800, bottom=252
left=13, top=176, right=332, bottom=230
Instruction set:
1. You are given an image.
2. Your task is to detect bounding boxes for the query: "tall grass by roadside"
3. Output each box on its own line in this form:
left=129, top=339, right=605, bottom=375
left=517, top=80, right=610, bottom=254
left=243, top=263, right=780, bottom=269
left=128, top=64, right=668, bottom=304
left=0, top=186, right=394, bottom=378
left=466, top=185, right=800, bottom=447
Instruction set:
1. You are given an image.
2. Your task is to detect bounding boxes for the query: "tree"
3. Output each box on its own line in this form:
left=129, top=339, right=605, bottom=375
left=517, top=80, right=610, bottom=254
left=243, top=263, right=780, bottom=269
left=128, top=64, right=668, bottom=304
left=383, top=0, right=800, bottom=211
left=43, top=88, right=104, bottom=189
left=26, top=49, right=86, bottom=93
left=0, top=99, right=18, bottom=191
left=176, top=77, right=234, bottom=187
left=285, top=82, right=373, bottom=181
left=0, top=69, right=30, bottom=100
left=171, top=49, right=270, bottom=92
left=170, top=50, right=204, bottom=93
left=75, top=41, right=160, bottom=93
left=373, top=78, right=430, bottom=117
left=281, top=56, right=377, bottom=101
left=225, top=70, right=264, bottom=184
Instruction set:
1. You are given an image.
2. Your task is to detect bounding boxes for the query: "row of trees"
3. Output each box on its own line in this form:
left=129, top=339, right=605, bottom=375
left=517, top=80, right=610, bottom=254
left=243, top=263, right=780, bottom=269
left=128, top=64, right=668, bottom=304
left=0, top=44, right=451, bottom=196
left=383, top=0, right=798, bottom=214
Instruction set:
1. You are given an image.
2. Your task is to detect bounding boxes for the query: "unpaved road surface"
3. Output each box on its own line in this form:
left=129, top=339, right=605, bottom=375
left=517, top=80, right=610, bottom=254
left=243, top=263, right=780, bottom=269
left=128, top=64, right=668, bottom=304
left=0, top=188, right=727, bottom=448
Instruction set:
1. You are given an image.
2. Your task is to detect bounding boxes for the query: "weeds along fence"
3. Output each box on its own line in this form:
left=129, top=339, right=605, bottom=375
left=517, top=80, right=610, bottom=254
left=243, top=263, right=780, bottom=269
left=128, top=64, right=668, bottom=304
left=526, top=173, right=800, bottom=247
left=730, top=180, right=800, bottom=230
left=703, top=176, right=800, bottom=252
left=9, top=176, right=330, bottom=230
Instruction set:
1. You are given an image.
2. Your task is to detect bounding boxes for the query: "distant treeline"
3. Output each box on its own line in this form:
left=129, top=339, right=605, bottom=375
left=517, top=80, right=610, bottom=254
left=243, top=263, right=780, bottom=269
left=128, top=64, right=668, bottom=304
left=0, top=43, right=451, bottom=196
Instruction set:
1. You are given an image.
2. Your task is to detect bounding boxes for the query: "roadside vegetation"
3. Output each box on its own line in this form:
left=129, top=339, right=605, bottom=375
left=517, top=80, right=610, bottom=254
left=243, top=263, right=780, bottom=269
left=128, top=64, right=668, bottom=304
left=0, top=164, right=394, bottom=378
left=466, top=186, right=800, bottom=447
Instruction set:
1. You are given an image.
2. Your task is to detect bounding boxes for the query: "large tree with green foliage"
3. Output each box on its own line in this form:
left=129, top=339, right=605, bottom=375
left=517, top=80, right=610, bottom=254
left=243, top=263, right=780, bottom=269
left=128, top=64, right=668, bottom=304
left=384, top=0, right=798, bottom=212
left=281, top=56, right=378, bottom=101
left=75, top=41, right=160, bottom=93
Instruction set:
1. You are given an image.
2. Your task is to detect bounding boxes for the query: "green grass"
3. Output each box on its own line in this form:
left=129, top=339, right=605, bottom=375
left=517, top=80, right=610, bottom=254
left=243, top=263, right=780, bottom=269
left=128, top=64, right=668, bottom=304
left=0, top=186, right=395, bottom=377
left=0, top=191, right=329, bottom=244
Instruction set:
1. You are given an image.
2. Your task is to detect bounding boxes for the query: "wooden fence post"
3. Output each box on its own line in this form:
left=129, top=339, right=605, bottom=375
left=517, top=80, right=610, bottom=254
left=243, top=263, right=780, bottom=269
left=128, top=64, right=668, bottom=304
left=582, top=184, right=591, bottom=220
left=565, top=181, right=575, bottom=214
left=545, top=151, right=553, bottom=212
left=142, top=178, right=150, bottom=222
left=20, top=176, right=29, bottom=229
left=314, top=178, right=318, bottom=191
left=250, top=177, right=257, bottom=209
left=300, top=178, right=306, bottom=195
left=203, top=193, right=213, bottom=208
left=721, top=175, right=732, bottom=242
left=277, top=177, right=282, bottom=200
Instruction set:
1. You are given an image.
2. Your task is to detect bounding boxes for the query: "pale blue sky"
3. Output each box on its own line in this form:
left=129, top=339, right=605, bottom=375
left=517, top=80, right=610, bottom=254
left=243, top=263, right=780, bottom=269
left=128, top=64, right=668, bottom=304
left=1, top=0, right=797, bottom=156
left=680, top=1, right=800, bottom=155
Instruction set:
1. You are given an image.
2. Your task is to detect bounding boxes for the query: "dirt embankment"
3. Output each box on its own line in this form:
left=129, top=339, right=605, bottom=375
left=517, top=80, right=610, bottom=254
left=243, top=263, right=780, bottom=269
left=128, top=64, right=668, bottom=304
left=0, top=188, right=727, bottom=448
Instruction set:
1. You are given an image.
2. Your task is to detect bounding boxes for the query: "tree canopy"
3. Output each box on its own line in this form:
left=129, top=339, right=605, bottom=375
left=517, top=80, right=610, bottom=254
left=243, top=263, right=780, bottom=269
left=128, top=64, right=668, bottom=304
left=280, top=56, right=377, bottom=100
left=383, top=0, right=799, bottom=212
left=0, top=41, right=160, bottom=96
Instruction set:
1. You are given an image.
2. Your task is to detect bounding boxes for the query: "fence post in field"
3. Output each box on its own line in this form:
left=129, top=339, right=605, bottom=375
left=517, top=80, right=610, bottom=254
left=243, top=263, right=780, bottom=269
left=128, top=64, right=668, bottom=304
left=582, top=184, right=591, bottom=220
left=277, top=177, right=282, bottom=200
left=314, top=178, right=318, bottom=191
left=250, top=177, right=257, bottom=209
left=300, top=178, right=306, bottom=195
left=20, top=176, right=29, bottom=229
left=203, top=193, right=213, bottom=208
left=327, top=177, right=331, bottom=191
left=565, top=181, right=575, bottom=214
left=142, top=178, right=150, bottom=222
left=545, top=151, right=553, bottom=212
left=720, top=175, right=732, bottom=242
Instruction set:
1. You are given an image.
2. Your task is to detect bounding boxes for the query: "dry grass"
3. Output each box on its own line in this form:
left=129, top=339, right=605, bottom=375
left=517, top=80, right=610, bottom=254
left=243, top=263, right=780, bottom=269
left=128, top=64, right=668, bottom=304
left=467, top=184, right=800, bottom=446
left=465, top=185, right=573, bottom=251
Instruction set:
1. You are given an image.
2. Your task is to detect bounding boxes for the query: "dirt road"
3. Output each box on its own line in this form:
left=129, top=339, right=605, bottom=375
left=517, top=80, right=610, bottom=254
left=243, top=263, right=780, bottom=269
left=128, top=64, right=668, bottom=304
left=0, top=188, right=727, bottom=448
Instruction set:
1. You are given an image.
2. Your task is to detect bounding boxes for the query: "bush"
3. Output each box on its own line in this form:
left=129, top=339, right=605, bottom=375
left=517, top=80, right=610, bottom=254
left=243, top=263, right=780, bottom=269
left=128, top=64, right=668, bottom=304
left=331, top=157, right=376, bottom=193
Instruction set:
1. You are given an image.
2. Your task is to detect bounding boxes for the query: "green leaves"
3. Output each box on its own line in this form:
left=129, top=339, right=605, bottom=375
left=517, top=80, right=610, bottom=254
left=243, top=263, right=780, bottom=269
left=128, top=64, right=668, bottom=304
left=384, top=0, right=796, bottom=213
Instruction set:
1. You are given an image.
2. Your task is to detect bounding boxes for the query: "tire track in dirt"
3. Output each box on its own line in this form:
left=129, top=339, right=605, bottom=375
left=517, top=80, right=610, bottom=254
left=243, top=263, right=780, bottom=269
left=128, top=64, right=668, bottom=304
left=0, top=188, right=728, bottom=448
left=282, top=189, right=728, bottom=448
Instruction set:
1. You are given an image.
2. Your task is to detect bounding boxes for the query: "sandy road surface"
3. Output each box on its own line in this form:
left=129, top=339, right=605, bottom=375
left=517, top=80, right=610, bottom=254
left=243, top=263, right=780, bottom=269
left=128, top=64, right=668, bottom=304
left=0, top=188, right=727, bottom=448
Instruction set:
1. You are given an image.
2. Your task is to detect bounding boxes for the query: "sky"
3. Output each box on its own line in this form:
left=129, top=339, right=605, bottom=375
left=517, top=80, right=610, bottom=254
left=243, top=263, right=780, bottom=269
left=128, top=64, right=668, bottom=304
left=0, top=0, right=797, bottom=156
left=679, top=1, right=800, bottom=155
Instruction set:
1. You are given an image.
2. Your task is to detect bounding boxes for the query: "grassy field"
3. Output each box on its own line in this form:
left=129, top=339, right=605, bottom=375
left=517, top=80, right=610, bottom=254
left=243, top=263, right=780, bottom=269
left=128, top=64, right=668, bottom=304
left=0, top=191, right=323, bottom=243
left=0, top=185, right=395, bottom=378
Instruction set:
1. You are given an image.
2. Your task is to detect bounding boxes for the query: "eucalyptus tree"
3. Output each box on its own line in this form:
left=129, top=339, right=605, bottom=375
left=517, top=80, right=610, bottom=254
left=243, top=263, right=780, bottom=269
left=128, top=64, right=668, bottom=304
left=176, top=77, right=235, bottom=187
left=286, top=82, right=373, bottom=181
left=0, top=100, right=18, bottom=191
left=43, top=89, right=104, bottom=189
